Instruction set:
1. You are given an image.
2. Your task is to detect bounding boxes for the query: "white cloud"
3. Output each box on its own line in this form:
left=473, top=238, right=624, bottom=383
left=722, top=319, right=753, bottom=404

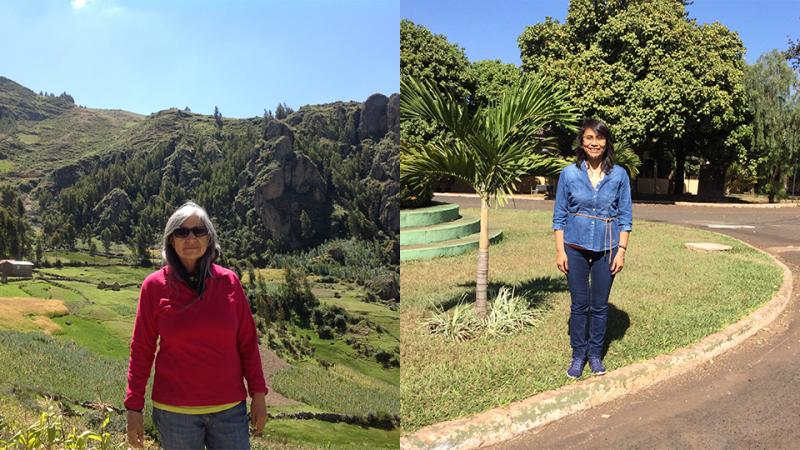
left=71, top=0, right=96, bottom=10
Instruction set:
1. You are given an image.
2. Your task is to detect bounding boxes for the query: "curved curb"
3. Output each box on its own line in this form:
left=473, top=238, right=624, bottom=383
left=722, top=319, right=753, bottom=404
left=671, top=201, right=798, bottom=208
left=401, top=239, right=793, bottom=450
left=434, top=192, right=800, bottom=208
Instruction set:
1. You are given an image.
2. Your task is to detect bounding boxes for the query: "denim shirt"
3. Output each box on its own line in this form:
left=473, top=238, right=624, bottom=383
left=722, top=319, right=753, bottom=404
left=552, top=161, right=633, bottom=252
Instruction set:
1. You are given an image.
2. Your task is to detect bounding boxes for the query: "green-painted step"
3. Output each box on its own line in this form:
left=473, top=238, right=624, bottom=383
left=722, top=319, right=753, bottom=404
left=400, top=203, right=460, bottom=228
left=400, top=216, right=481, bottom=246
left=400, top=229, right=503, bottom=261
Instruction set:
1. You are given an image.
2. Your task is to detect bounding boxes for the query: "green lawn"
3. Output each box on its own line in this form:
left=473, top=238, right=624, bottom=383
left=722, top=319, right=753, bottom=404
left=400, top=207, right=783, bottom=431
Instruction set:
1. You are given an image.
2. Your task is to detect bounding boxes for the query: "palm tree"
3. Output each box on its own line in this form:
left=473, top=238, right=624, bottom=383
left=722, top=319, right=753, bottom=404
left=401, top=76, right=578, bottom=317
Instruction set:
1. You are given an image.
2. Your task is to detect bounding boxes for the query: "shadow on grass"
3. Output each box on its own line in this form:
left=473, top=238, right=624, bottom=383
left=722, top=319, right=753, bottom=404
left=564, top=303, right=630, bottom=358
left=430, top=276, right=568, bottom=311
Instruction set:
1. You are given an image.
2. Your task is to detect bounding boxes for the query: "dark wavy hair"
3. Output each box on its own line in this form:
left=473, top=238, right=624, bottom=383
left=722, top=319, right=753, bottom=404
left=575, top=118, right=615, bottom=174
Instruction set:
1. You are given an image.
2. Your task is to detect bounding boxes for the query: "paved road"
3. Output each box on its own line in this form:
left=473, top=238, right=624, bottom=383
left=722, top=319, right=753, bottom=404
left=435, top=195, right=800, bottom=450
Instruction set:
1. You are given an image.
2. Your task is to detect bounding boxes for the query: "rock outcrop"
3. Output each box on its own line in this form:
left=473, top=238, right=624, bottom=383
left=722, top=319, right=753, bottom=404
left=253, top=120, right=330, bottom=249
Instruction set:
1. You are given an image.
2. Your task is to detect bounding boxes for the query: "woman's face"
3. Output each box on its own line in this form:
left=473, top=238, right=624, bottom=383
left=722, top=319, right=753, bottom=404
left=170, top=215, right=210, bottom=265
left=582, top=128, right=607, bottom=161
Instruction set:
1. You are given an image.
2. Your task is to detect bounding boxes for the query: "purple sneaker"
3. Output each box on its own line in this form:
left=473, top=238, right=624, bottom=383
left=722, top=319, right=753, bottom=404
left=566, top=357, right=585, bottom=379
left=588, top=357, right=606, bottom=375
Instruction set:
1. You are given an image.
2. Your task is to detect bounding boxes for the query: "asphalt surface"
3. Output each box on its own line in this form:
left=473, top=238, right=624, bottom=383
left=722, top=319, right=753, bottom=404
left=435, top=195, right=800, bottom=450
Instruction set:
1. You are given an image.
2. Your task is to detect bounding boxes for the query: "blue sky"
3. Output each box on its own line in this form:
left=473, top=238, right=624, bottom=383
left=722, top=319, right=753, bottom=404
left=401, top=0, right=800, bottom=66
left=0, top=0, right=399, bottom=118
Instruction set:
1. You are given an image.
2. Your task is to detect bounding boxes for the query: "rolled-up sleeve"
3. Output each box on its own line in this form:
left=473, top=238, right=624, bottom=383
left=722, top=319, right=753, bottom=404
left=618, top=169, right=633, bottom=232
left=552, top=169, right=569, bottom=230
left=232, top=274, right=268, bottom=396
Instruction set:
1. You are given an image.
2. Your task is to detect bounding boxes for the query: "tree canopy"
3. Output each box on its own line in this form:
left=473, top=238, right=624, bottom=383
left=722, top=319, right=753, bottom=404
left=744, top=50, right=800, bottom=202
left=518, top=0, right=748, bottom=197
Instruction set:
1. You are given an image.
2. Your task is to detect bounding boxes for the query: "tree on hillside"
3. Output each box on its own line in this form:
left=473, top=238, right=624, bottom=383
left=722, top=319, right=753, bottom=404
left=100, top=228, right=113, bottom=254
left=129, top=224, right=153, bottom=266
left=401, top=76, right=577, bottom=317
left=33, top=236, right=44, bottom=264
left=275, top=103, right=294, bottom=120
left=745, top=50, right=800, bottom=202
left=518, top=0, right=748, bottom=199
left=0, top=187, right=32, bottom=260
left=299, top=210, right=313, bottom=242
left=213, top=106, right=223, bottom=129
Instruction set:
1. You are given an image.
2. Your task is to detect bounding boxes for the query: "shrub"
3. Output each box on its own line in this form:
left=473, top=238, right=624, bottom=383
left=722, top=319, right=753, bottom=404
left=317, top=326, right=334, bottom=340
left=0, top=410, right=118, bottom=449
left=425, top=299, right=481, bottom=342
left=426, top=287, right=546, bottom=342
left=483, top=287, right=545, bottom=338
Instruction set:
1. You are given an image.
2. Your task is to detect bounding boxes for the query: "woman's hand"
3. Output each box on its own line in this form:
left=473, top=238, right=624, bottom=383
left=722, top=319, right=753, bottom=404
left=250, top=392, right=268, bottom=435
left=610, top=250, right=625, bottom=275
left=556, top=251, right=569, bottom=274
left=126, top=410, right=145, bottom=448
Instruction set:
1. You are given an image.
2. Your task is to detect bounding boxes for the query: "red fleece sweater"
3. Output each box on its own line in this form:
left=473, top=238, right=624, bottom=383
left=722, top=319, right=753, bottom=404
left=124, top=264, right=267, bottom=411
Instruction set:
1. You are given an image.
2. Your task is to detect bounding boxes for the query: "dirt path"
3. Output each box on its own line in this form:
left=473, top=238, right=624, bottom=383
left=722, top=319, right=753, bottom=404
left=259, top=345, right=300, bottom=407
left=435, top=195, right=800, bottom=449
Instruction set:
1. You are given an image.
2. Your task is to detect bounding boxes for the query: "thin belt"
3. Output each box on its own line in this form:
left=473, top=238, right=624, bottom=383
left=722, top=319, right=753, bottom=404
left=572, top=213, right=616, bottom=260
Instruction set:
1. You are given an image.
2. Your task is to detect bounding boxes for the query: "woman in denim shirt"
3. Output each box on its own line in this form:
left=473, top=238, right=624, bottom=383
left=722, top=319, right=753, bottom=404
left=552, top=118, right=632, bottom=379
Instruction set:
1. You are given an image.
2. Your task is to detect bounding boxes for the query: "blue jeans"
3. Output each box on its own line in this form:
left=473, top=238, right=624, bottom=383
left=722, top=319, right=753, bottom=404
left=152, top=401, right=250, bottom=450
left=565, top=245, right=618, bottom=359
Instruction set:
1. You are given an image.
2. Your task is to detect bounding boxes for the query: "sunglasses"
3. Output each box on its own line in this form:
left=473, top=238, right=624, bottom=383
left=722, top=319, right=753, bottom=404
left=172, top=226, right=209, bottom=238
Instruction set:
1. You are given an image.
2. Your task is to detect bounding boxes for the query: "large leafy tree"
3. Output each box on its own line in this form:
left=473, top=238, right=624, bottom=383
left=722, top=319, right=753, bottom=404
left=400, top=19, right=474, bottom=143
left=467, top=60, right=522, bottom=108
left=518, top=0, right=748, bottom=198
left=401, top=76, right=578, bottom=316
left=401, top=20, right=475, bottom=205
left=744, top=50, right=800, bottom=202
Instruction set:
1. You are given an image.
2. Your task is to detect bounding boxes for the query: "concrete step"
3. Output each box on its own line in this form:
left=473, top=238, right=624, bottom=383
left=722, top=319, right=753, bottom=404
left=400, top=229, right=503, bottom=261
left=400, top=216, right=481, bottom=246
left=400, top=203, right=460, bottom=228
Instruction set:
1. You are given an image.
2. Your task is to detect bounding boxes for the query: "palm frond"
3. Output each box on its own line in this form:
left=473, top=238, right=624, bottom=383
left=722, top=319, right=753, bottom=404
left=401, top=139, right=477, bottom=195
left=400, top=77, right=478, bottom=141
left=400, top=75, right=579, bottom=202
left=613, top=141, right=642, bottom=178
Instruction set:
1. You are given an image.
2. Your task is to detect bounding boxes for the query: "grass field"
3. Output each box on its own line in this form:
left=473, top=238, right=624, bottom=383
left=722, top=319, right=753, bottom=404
left=0, top=297, right=68, bottom=334
left=400, top=207, right=783, bottom=431
left=271, top=361, right=398, bottom=416
left=0, top=159, right=13, bottom=173
left=42, top=250, right=130, bottom=265
left=257, top=419, right=401, bottom=449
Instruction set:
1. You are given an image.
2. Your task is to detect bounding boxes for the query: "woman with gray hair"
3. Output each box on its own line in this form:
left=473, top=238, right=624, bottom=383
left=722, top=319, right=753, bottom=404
left=124, top=201, right=268, bottom=449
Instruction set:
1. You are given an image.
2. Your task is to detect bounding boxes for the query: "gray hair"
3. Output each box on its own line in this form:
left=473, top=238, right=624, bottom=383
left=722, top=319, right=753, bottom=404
left=161, top=201, right=221, bottom=294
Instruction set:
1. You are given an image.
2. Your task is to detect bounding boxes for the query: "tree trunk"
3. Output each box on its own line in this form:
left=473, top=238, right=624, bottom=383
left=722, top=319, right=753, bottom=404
left=475, top=198, right=490, bottom=318
left=698, top=164, right=726, bottom=201
left=673, top=149, right=686, bottom=196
